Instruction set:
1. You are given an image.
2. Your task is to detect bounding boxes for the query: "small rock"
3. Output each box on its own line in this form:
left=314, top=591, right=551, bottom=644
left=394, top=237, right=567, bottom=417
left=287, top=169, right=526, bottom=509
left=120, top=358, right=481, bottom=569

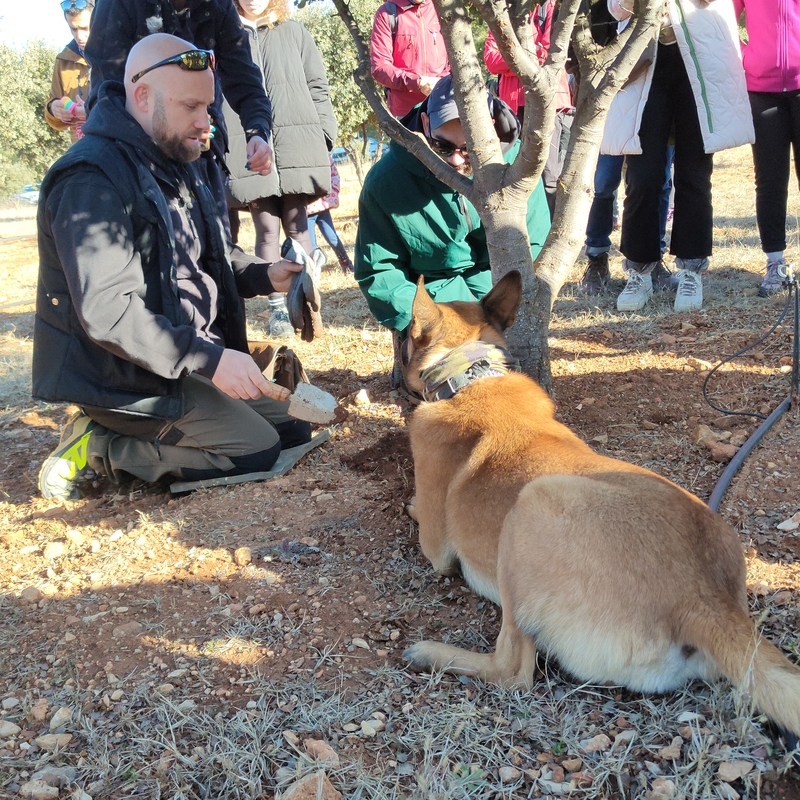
left=646, top=777, right=676, bottom=799
left=31, top=699, right=48, bottom=722
left=233, top=547, right=252, bottom=567
left=353, top=389, right=371, bottom=406
left=112, top=621, right=143, bottom=638
left=342, top=723, right=359, bottom=733
left=0, top=721, right=21, bottom=737
left=351, top=637, right=370, bottom=650
left=110, top=690, right=124, bottom=702
left=248, top=604, right=267, bottom=616
left=498, top=766, right=521, bottom=783
left=49, top=706, right=73, bottom=731
left=660, top=334, right=677, bottom=345
left=65, top=529, right=85, bottom=546
left=776, top=514, right=800, bottom=532
left=676, top=711, right=705, bottom=723
left=718, top=761, right=754, bottom=783
left=20, top=587, right=43, bottom=604
left=686, top=357, right=714, bottom=371
left=315, top=493, right=333, bottom=504
left=72, top=791, right=92, bottom=800
left=304, top=738, right=340, bottom=768
left=360, top=719, right=384, bottom=737
left=167, top=669, right=187, bottom=679
left=571, top=771, right=594, bottom=787
left=693, top=424, right=719, bottom=447
left=31, top=765, right=78, bottom=788
left=19, top=780, right=59, bottom=800
left=561, top=757, right=582, bottom=772
left=279, top=770, right=341, bottom=800
left=156, top=684, right=174, bottom=694
left=613, top=729, right=637, bottom=748
left=109, top=529, right=123, bottom=542
left=2, top=697, right=19, bottom=710
left=708, top=442, right=738, bottom=463
left=550, top=765, right=566, bottom=783
left=35, top=733, right=73, bottom=751
left=657, top=736, right=683, bottom=761
left=579, top=734, right=611, bottom=753
left=43, top=542, right=66, bottom=559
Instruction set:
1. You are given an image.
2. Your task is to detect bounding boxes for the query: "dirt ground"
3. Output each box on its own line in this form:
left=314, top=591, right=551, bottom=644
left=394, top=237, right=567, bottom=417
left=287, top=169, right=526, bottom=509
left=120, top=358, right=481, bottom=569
left=0, top=148, right=799, bottom=800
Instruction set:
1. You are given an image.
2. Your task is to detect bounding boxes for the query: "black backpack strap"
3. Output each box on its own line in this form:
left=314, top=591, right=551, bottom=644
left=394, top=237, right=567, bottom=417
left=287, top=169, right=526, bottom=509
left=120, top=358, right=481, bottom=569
left=386, top=1, right=398, bottom=39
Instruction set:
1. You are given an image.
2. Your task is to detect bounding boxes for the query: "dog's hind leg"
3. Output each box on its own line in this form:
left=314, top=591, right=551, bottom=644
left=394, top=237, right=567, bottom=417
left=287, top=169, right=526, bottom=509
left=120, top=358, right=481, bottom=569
left=404, top=607, right=537, bottom=689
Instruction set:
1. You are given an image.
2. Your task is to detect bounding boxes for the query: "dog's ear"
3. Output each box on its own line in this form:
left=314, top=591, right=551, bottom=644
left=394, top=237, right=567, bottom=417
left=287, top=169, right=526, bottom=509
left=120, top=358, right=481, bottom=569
left=481, top=270, right=522, bottom=332
left=409, top=276, right=443, bottom=347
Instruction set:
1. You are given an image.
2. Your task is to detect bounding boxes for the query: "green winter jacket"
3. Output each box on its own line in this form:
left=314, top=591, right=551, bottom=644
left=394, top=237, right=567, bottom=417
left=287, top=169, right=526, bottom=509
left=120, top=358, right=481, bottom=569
left=354, top=139, right=550, bottom=332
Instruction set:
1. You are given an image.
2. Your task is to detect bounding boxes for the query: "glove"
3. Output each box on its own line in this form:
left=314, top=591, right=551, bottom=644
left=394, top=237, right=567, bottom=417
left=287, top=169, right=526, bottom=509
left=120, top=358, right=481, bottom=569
left=282, top=238, right=324, bottom=342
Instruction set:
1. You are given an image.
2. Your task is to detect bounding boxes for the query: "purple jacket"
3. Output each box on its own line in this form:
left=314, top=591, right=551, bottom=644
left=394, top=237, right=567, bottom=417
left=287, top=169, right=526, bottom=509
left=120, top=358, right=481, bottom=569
left=734, top=0, right=800, bottom=93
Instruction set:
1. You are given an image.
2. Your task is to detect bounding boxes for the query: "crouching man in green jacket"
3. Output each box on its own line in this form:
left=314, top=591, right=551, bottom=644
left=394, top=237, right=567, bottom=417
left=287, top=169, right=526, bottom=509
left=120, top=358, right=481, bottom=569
left=354, top=75, right=550, bottom=393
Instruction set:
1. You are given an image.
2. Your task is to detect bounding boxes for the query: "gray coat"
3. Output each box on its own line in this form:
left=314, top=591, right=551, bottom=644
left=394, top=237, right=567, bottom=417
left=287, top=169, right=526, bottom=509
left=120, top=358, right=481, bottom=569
left=223, top=17, right=336, bottom=204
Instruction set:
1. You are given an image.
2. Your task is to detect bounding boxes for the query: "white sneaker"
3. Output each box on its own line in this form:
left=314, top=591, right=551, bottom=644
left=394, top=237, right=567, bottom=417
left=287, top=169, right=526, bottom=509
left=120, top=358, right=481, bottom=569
left=617, top=270, right=653, bottom=312
left=673, top=270, right=703, bottom=312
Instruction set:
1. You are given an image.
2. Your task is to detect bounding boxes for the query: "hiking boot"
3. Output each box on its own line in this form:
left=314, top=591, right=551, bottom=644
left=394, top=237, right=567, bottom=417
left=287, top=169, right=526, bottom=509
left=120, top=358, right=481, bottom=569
left=759, top=259, right=787, bottom=297
left=38, top=412, right=98, bottom=500
left=651, top=260, right=679, bottom=291
left=578, top=253, right=610, bottom=295
left=269, top=306, right=295, bottom=339
left=674, top=269, right=703, bottom=312
left=617, top=265, right=654, bottom=312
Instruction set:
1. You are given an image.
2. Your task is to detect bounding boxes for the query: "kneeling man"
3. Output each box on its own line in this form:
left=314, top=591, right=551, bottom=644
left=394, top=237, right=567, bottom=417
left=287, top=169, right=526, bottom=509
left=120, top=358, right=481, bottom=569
left=34, top=33, right=309, bottom=499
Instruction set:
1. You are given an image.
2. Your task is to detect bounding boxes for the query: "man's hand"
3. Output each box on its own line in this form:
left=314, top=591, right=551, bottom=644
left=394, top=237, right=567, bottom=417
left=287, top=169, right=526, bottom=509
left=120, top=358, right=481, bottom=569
left=73, top=99, right=87, bottom=122
left=418, top=76, right=439, bottom=96
left=212, top=349, right=291, bottom=402
left=267, top=258, right=304, bottom=294
left=246, top=136, right=274, bottom=175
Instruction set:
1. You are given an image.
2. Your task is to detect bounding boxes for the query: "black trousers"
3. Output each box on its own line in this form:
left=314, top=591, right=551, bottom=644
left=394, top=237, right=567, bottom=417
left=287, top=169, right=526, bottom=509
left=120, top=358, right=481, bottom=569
left=621, top=44, right=713, bottom=264
left=749, top=89, right=800, bottom=254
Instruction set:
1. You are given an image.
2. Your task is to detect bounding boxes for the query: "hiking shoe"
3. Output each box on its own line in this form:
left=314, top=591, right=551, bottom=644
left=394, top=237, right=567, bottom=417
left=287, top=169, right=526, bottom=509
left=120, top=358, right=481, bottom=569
left=578, top=253, right=610, bottom=295
left=38, top=412, right=98, bottom=500
left=651, top=260, right=679, bottom=291
left=674, top=269, right=703, bottom=312
left=269, top=306, right=295, bottom=339
left=617, top=269, right=653, bottom=312
left=759, top=259, right=787, bottom=297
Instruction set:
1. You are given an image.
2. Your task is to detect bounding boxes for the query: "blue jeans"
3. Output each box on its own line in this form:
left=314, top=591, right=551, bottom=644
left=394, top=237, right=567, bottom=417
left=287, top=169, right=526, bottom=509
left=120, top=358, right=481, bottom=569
left=308, top=209, right=349, bottom=263
left=585, top=147, right=674, bottom=257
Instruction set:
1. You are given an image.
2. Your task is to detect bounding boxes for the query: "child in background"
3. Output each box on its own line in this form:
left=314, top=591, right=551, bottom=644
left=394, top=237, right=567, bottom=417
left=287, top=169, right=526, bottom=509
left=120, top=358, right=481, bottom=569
left=307, top=156, right=354, bottom=273
left=45, top=0, right=93, bottom=142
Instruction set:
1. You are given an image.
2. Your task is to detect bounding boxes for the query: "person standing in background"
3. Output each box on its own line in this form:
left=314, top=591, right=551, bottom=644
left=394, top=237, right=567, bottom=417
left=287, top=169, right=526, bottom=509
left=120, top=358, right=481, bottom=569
left=370, top=0, right=449, bottom=119
left=45, top=0, right=93, bottom=142
left=307, top=156, right=354, bottom=274
left=734, top=0, right=800, bottom=297
left=223, top=0, right=336, bottom=339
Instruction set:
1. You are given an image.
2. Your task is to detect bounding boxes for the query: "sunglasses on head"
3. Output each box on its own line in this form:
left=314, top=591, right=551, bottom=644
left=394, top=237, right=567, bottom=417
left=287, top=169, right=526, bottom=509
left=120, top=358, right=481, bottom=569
left=131, top=49, right=216, bottom=84
left=428, top=135, right=469, bottom=159
left=61, top=0, right=90, bottom=10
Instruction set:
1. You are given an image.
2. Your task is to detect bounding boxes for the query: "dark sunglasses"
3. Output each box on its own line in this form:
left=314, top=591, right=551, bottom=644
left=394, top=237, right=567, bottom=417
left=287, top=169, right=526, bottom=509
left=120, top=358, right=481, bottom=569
left=131, top=49, right=216, bottom=84
left=428, top=135, right=469, bottom=159
left=61, top=0, right=90, bottom=10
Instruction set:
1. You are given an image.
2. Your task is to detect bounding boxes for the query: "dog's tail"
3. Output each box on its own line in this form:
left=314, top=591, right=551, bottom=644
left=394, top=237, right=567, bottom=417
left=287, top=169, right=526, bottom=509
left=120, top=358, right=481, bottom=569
left=698, top=605, right=800, bottom=752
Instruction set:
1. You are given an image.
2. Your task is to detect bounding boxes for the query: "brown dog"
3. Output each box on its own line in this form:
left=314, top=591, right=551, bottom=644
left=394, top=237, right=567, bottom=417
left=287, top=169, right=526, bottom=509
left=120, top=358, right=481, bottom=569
left=402, top=270, right=800, bottom=747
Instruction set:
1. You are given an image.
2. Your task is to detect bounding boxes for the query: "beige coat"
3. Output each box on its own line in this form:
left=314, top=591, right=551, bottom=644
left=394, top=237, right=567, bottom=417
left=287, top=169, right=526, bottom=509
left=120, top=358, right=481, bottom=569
left=45, top=43, right=91, bottom=143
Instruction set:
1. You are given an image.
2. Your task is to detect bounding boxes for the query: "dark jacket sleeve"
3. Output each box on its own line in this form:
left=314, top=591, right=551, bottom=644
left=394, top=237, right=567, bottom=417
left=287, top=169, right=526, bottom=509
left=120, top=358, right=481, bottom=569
left=46, top=170, right=223, bottom=379
left=228, top=245, right=276, bottom=298
left=84, top=0, right=135, bottom=103
left=300, top=25, right=337, bottom=150
left=214, top=3, right=273, bottom=142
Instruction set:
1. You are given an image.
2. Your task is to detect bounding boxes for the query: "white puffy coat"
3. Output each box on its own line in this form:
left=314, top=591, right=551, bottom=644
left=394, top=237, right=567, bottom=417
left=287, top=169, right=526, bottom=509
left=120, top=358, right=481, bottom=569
left=601, top=0, right=754, bottom=155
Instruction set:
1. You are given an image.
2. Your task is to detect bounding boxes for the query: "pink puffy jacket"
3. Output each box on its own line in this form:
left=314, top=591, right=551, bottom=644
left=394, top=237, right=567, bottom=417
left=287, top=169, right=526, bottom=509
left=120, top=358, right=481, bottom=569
left=483, top=1, right=572, bottom=113
left=370, top=0, right=450, bottom=118
left=733, top=0, right=800, bottom=93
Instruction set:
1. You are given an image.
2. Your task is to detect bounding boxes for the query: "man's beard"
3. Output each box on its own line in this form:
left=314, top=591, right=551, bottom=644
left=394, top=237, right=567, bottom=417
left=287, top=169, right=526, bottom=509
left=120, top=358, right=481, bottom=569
left=152, top=96, right=203, bottom=164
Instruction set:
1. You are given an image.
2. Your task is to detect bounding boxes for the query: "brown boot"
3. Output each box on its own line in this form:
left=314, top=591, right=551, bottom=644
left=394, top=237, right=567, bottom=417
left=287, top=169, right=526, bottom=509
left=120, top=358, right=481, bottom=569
left=579, top=253, right=610, bottom=295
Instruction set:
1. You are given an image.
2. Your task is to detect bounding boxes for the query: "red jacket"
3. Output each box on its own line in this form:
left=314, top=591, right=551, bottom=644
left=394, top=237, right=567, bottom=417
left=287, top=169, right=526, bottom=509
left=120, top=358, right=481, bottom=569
left=733, top=0, right=800, bottom=93
left=370, top=0, right=450, bottom=117
left=483, top=1, right=572, bottom=113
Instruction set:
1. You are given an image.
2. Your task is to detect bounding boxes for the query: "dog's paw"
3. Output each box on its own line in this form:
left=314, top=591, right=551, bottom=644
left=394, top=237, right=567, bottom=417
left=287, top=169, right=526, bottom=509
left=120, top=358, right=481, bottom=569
left=403, top=641, right=437, bottom=670
left=404, top=497, right=418, bottom=522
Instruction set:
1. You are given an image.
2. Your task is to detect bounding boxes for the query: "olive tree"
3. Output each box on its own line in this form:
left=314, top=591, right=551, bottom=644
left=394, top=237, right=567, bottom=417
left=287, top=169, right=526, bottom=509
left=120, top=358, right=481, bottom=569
left=330, top=0, right=660, bottom=387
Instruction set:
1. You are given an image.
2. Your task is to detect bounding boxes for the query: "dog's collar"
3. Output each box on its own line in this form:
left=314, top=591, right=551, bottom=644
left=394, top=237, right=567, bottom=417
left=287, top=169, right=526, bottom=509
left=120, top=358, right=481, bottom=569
left=419, top=341, right=520, bottom=402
